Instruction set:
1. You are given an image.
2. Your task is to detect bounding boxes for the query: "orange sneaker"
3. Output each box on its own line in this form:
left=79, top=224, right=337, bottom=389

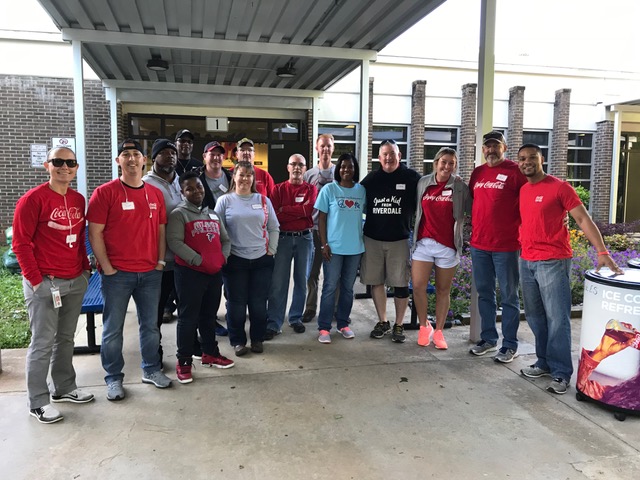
left=418, top=324, right=433, bottom=346
left=433, top=330, right=448, bottom=350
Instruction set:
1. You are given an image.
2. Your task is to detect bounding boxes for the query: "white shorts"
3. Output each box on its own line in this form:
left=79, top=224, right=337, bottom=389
left=412, top=237, right=460, bottom=269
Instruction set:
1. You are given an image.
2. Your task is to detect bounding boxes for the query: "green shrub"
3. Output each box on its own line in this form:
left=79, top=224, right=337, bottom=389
left=604, top=233, right=638, bottom=252
left=0, top=269, right=30, bottom=348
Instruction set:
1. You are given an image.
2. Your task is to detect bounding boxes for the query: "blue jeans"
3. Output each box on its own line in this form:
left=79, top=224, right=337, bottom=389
left=100, top=269, right=162, bottom=384
left=519, top=258, right=573, bottom=382
left=317, top=253, right=361, bottom=332
left=267, top=232, right=313, bottom=331
left=471, top=247, right=520, bottom=350
left=222, top=254, right=274, bottom=346
left=174, top=265, right=222, bottom=361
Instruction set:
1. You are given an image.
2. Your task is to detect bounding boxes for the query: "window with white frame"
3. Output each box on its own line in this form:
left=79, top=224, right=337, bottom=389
left=423, top=126, right=458, bottom=174
left=567, top=132, right=593, bottom=189
left=372, top=125, right=408, bottom=169
left=523, top=131, right=550, bottom=171
left=318, top=123, right=357, bottom=162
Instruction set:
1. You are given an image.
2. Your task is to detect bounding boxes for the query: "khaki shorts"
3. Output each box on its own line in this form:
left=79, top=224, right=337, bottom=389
left=360, top=236, right=410, bottom=287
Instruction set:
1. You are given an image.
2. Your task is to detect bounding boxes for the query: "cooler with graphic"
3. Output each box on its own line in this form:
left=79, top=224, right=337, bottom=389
left=577, top=268, right=640, bottom=420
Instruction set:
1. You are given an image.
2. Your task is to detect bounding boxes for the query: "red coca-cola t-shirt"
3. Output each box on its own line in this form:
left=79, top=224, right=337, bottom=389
left=469, top=160, right=526, bottom=251
left=417, top=181, right=455, bottom=250
left=519, top=175, right=582, bottom=261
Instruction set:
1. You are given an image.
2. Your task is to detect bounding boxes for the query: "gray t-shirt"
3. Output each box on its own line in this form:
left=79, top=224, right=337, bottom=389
left=205, top=174, right=230, bottom=203
left=303, top=164, right=335, bottom=228
left=214, top=193, right=280, bottom=259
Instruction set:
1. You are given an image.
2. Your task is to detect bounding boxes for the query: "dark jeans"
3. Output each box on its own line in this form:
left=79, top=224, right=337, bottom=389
left=157, top=269, right=175, bottom=358
left=222, top=254, right=274, bottom=347
left=174, top=265, right=222, bottom=362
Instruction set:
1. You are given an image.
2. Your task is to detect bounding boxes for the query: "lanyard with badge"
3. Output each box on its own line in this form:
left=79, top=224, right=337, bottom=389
left=120, top=181, right=153, bottom=218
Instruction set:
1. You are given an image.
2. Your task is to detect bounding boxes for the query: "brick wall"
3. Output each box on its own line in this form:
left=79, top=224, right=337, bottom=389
left=507, top=86, right=525, bottom=159
left=459, top=83, right=477, bottom=182
left=549, top=88, right=571, bottom=179
left=591, top=120, right=614, bottom=222
left=306, top=108, right=313, bottom=166
left=409, top=80, right=426, bottom=173
left=0, top=75, right=112, bottom=242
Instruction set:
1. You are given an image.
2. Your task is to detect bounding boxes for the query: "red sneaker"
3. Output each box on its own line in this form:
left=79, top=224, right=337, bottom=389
left=201, top=353, right=235, bottom=369
left=176, top=362, right=193, bottom=384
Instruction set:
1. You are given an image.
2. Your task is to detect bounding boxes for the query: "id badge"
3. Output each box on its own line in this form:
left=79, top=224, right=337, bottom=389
left=122, top=201, right=135, bottom=210
left=66, top=234, right=77, bottom=245
left=51, top=287, right=62, bottom=308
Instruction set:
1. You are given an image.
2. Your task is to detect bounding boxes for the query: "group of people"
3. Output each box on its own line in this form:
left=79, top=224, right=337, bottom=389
left=13, top=128, right=621, bottom=425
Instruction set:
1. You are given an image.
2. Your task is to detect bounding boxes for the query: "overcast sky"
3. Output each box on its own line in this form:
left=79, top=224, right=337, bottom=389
left=4, top=0, right=640, bottom=73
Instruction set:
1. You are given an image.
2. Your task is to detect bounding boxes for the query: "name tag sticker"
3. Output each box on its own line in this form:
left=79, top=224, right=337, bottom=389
left=396, top=184, right=406, bottom=190
left=209, top=213, right=217, bottom=220
left=219, top=184, right=228, bottom=192
left=496, top=174, right=507, bottom=181
left=442, top=190, right=452, bottom=196
left=295, top=196, right=305, bottom=203
left=252, top=204, right=263, bottom=210
left=122, top=201, right=135, bottom=210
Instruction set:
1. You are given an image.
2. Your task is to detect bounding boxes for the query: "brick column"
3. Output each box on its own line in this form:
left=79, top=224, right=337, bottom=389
left=367, top=77, right=374, bottom=172
left=459, top=83, right=477, bottom=182
left=549, top=88, right=571, bottom=179
left=507, top=86, right=525, bottom=159
left=590, top=120, right=614, bottom=222
left=306, top=108, right=313, bottom=167
left=409, top=80, right=427, bottom=173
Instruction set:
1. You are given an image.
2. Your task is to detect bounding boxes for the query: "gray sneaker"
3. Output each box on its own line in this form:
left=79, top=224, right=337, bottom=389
left=469, top=340, right=498, bottom=356
left=141, top=370, right=172, bottom=389
left=520, top=365, right=551, bottom=378
left=106, top=380, right=125, bottom=401
left=494, top=347, right=518, bottom=363
left=547, top=378, right=569, bottom=395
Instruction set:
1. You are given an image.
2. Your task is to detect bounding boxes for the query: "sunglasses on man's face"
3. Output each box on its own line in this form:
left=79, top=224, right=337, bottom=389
left=48, top=158, right=78, bottom=168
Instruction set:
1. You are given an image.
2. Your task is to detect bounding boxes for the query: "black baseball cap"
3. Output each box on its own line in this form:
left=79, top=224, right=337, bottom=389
left=117, top=139, right=144, bottom=155
left=482, top=131, right=507, bottom=145
left=175, top=129, right=195, bottom=141
left=204, top=141, right=226, bottom=154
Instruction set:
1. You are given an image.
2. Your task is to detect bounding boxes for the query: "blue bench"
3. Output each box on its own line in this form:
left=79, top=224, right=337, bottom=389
left=73, top=232, right=103, bottom=354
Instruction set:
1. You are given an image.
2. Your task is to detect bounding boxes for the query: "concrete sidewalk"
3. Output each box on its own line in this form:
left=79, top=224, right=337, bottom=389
left=0, top=291, right=639, bottom=480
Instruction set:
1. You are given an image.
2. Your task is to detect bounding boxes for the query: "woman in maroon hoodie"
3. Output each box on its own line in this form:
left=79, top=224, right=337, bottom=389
left=167, top=171, right=232, bottom=383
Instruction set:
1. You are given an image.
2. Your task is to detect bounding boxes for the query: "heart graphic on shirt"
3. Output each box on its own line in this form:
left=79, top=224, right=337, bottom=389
left=344, top=200, right=355, bottom=208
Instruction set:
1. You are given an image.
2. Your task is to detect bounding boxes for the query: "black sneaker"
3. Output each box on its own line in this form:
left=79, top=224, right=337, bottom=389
left=291, top=322, right=306, bottom=333
left=391, top=324, right=406, bottom=343
left=370, top=321, right=391, bottom=339
left=263, top=329, right=279, bottom=341
left=251, top=342, right=264, bottom=353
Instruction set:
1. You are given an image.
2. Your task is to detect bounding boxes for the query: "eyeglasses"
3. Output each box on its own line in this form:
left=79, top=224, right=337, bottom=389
left=380, top=139, right=397, bottom=146
left=288, top=162, right=305, bottom=168
left=48, top=158, right=78, bottom=168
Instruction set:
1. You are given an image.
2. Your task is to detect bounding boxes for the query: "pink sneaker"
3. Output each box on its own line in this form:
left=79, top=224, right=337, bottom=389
left=433, top=330, right=448, bottom=350
left=418, top=324, right=433, bottom=347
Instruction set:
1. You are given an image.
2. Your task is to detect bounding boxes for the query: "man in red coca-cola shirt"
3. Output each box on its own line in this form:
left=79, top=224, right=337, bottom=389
left=13, top=147, right=94, bottom=424
left=468, top=131, right=527, bottom=363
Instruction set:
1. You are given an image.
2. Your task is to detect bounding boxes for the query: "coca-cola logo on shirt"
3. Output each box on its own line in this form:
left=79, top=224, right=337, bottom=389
left=473, top=180, right=505, bottom=190
left=50, top=206, right=83, bottom=221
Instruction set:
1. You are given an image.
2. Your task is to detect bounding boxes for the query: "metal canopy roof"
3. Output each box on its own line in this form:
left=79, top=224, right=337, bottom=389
left=37, top=0, right=446, bottom=99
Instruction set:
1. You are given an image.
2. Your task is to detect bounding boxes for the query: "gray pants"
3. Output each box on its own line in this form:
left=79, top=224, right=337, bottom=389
left=23, top=273, right=89, bottom=409
left=303, top=230, right=323, bottom=321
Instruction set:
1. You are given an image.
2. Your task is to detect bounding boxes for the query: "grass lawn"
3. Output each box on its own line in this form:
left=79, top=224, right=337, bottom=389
left=0, top=246, right=30, bottom=349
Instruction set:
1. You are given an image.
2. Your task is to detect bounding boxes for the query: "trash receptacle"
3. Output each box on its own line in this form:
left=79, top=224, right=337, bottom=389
left=628, top=258, right=640, bottom=269
left=577, top=268, right=640, bottom=421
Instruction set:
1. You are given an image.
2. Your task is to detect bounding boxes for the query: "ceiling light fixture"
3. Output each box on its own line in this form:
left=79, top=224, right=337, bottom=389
left=146, top=55, right=169, bottom=72
left=276, top=61, right=296, bottom=78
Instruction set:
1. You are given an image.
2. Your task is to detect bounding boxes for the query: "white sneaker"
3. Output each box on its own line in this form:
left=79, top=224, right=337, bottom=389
left=30, top=405, right=63, bottom=424
left=51, top=388, right=95, bottom=404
